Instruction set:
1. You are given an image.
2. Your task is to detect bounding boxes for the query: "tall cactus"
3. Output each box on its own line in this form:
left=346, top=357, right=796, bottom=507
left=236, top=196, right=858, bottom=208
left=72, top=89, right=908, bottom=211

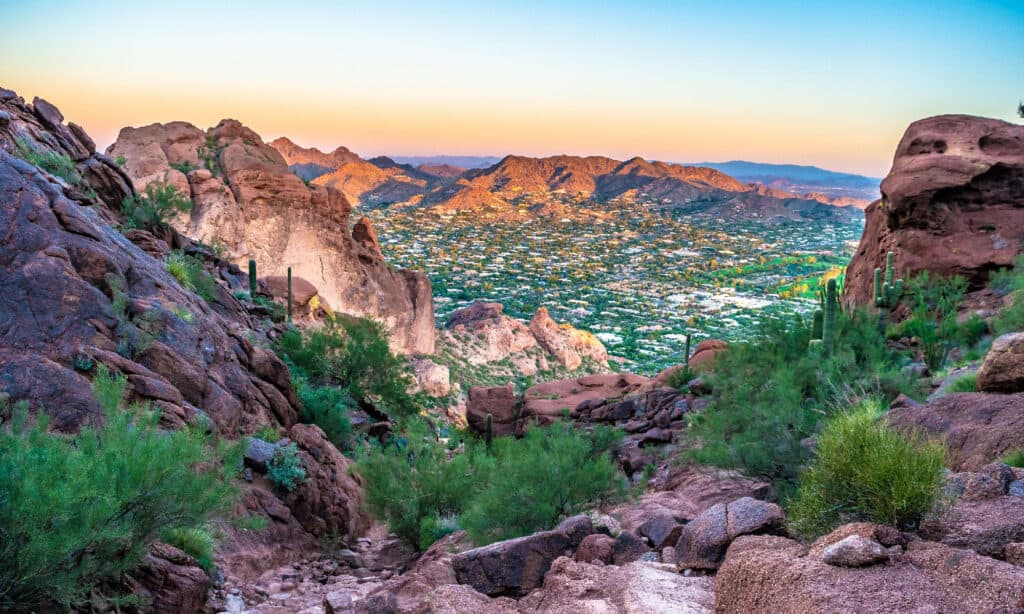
left=873, top=251, right=904, bottom=332
left=684, top=333, right=692, bottom=362
left=811, top=308, right=824, bottom=340
left=287, top=267, right=293, bottom=322
left=248, top=259, right=257, bottom=298
left=822, top=278, right=838, bottom=356
left=485, top=413, right=493, bottom=453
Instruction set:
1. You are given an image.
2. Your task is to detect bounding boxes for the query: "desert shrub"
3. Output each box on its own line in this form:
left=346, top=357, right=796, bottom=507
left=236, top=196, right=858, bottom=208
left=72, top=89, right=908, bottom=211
left=1002, top=448, right=1024, bottom=469
left=989, top=256, right=1024, bottom=296
left=0, top=365, right=239, bottom=611
left=356, top=419, right=626, bottom=549
left=277, top=318, right=418, bottom=419
left=686, top=309, right=916, bottom=488
left=266, top=443, right=307, bottom=492
left=164, top=251, right=217, bottom=302
left=945, top=373, right=978, bottom=393
left=994, top=291, right=1024, bottom=334
left=254, top=425, right=281, bottom=443
left=160, top=526, right=215, bottom=570
left=297, top=382, right=355, bottom=450
left=898, top=272, right=968, bottom=373
left=956, top=313, right=989, bottom=348
left=460, top=421, right=627, bottom=545
left=663, top=365, right=693, bottom=390
left=15, top=138, right=80, bottom=183
left=121, top=181, right=192, bottom=231
left=787, top=399, right=946, bottom=539
left=169, top=160, right=195, bottom=174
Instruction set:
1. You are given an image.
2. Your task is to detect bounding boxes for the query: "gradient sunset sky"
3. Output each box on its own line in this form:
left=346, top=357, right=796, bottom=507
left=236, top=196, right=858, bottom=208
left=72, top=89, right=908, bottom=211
left=3, top=0, right=1021, bottom=176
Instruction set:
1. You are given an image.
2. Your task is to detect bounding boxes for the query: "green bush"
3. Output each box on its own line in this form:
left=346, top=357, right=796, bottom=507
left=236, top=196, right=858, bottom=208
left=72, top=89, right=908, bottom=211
left=0, top=365, right=239, bottom=611
left=994, top=291, right=1024, bottom=334
left=686, top=309, right=917, bottom=488
left=663, top=365, right=693, bottom=390
left=460, top=421, right=626, bottom=545
left=787, top=400, right=946, bottom=539
left=956, top=313, right=989, bottom=349
left=901, top=272, right=968, bottom=372
left=277, top=318, right=419, bottom=420
left=989, top=256, right=1024, bottom=296
left=945, top=373, right=978, bottom=393
left=1002, top=448, right=1024, bottom=469
left=255, top=425, right=281, bottom=443
left=356, top=419, right=626, bottom=549
left=266, top=443, right=307, bottom=492
left=160, top=526, right=215, bottom=570
left=15, top=138, right=80, bottom=184
left=121, top=181, right=192, bottom=231
left=164, top=251, right=217, bottom=302
left=297, top=382, right=355, bottom=450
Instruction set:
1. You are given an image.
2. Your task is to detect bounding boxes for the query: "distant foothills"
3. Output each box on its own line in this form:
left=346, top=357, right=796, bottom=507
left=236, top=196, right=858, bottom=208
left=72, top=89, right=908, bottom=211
left=261, top=135, right=875, bottom=216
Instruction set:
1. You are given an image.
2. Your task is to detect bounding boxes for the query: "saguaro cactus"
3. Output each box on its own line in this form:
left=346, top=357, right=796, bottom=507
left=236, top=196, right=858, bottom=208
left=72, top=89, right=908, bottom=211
left=248, top=259, right=257, bottom=298
left=684, top=333, right=692, bottom=362
left=873, top=251, right=904, bottom=332
left=811, top=308, right=824, bottom=340
left=485, top=413, right=493, bottom=453
left=822, top=278, right=838, bottom=356
left=287, top=267, right=293, bottom=322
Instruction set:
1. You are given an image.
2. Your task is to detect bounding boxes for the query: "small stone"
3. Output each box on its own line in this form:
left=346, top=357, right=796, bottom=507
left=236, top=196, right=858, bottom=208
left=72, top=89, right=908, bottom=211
left=639, top=551, right=660, bottom=562
left=1005, top=543, right=1024, bottom=566
left=822, top=535, right=889, bottom=567
left=661, top=546, right=677, bottom=565
left=1009, top=480, right=1024, bottom=497
left=323, top=590, right=354, bottom=614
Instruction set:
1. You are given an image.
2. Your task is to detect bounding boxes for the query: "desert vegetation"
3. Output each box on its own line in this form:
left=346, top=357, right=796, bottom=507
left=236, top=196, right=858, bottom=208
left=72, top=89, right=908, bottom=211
left=0, top=366, right=239, bottom=611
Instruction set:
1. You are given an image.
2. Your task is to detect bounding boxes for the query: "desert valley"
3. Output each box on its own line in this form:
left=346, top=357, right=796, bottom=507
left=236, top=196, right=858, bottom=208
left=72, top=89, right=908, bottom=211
left=1, top=2, right=1024, bottom=613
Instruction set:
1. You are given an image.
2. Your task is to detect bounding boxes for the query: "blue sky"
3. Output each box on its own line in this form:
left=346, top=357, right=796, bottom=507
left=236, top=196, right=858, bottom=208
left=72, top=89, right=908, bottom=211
left=2, top=0, right=1021, bottom=175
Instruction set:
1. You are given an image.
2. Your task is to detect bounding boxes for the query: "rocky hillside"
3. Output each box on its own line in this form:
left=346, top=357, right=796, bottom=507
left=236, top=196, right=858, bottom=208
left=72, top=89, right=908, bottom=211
left=417, top=154, right=863, bottom=223
left=271, top=137, right=451, bottom=207
left=107, top=122, right=435, bottom=354
left=845, top=114, right=1024, bottom=307
left=0, top=88, right=371, bottom=608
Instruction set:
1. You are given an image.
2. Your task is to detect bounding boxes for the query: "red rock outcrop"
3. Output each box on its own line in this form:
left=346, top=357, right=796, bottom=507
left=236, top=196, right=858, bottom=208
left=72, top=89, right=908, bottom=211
left=0, top=89, right=369, bottom=595
left=715, top=532, right=1024, bottom=612
left=529, top=307, right=609, bottom=370
left=845, top=115, right=1024, bottom=307
left=888, top=392, right=1024, bottom=471
left=108, top=121, right=435, bottom=355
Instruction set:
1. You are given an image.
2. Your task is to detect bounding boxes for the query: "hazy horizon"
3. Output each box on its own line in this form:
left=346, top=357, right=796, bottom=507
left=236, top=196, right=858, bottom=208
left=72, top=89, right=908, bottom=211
left=3, top=0, right=1021, bottom=176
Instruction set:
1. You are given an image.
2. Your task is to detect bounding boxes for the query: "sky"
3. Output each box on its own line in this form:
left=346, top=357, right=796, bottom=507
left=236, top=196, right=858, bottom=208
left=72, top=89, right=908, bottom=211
left=1, top=0, right=1021, bottom=176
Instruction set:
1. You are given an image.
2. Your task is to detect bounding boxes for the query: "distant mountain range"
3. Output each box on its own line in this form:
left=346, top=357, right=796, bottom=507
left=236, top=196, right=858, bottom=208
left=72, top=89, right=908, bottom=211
left=691, top=161, right=881, bottom=203
left=389, top=155, right=501, bottom=169
left=270, top=141, right=865, bottom=223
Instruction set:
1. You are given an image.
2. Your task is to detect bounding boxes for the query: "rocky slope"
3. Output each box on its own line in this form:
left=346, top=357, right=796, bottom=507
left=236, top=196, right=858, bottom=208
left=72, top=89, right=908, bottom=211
left=845, top=114, right=1024, bottom=306
left=0, top=88, right=370, bottom=608
left=419, top=154, right=862, bottom=223
left=107, top=122, right=435, bottom=354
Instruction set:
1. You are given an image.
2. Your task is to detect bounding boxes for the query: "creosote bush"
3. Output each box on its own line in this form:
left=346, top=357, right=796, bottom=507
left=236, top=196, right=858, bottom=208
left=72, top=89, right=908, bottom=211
left=686, top=309, right=917, bottom=489
left=277, top=318, right=419, bottom=420
left=159, top=526, right=215, bottom=571
left=945, top=373, right=978, bottom=393
left=0, top=365, right=240, bottom=611
left=121, top=180, right=192, bottom=231
left=786, top=399, right=946, bottom=539
left=356, top=419, right=626, bottom=550
left=1002, top=448, right=1024, bottom=469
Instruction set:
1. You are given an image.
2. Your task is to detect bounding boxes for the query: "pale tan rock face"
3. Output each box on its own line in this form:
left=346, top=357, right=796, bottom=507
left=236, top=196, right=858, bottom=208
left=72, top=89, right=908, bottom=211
left=107, top=120, right=435, bottom=354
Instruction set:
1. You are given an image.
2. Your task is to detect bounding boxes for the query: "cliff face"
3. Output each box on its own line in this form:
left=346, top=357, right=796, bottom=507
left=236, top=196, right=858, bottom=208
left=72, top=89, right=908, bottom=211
left=845, top=115, right=1024, bottom=307
left=0, top=89, right=369, bottom=583
left=107, top=121, right=435, bottom=354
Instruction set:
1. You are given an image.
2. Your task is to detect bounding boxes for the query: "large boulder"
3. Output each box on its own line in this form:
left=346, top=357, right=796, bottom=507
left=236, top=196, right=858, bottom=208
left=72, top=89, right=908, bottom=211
left=516, top=556, right=714, bottom=613
left=108, top=120, right=435, bottom=355
left=282, top=424, right=371, bottom=539
left=845, top=115, right=1024, bottom=307
left=451, top=515, right=593, bottom=597
left=674, top=497, right=785, bottom=570
left=888, top=392, right=1024, bottom=471
left=442, top=302, right=538, bottom=365
left=125, top=543, right=210, bottom=614
left=715, top=533, right=1024, bottom=613
left=687, top=339, right=728, bottom=372
left=524, top=372, right=650, bottom=427
left=466, top=383, right=519, bottom=437
left=977, top=333, right=1024, bottom=393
